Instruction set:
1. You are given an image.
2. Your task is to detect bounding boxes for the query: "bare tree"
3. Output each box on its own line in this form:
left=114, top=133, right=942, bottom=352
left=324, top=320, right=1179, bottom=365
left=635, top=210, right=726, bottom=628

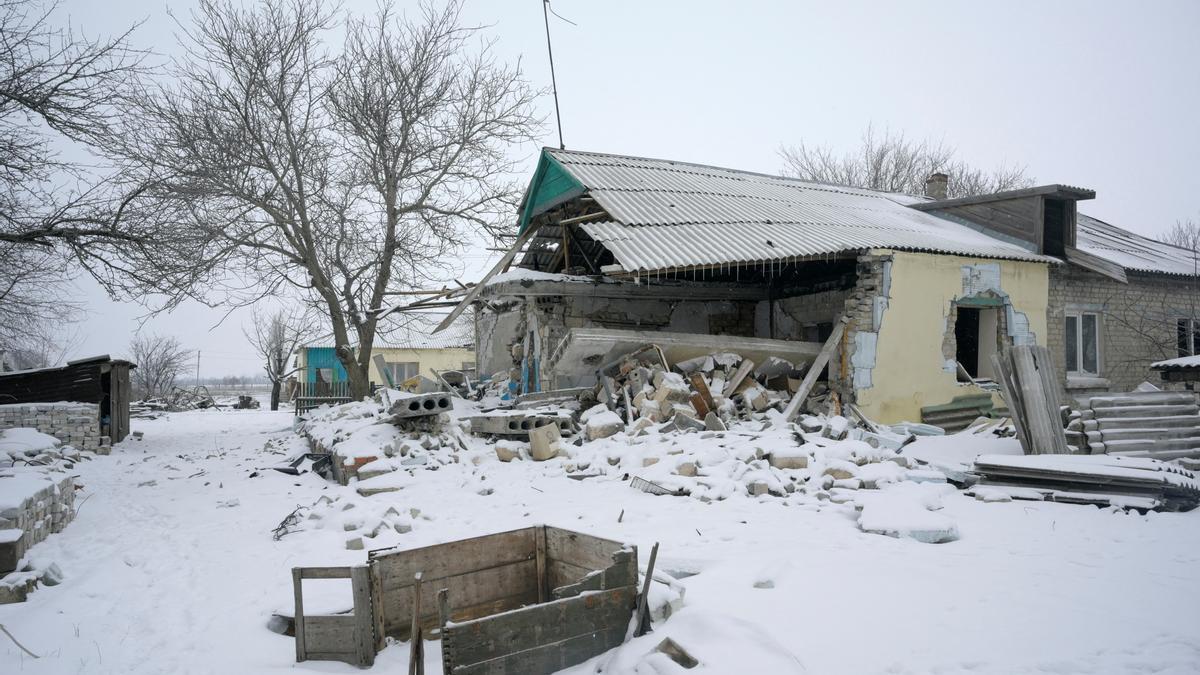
left=129, top=334, right=191, bottom=399
left=1163, top=218, right=1200, bottom=252
left=105, top=0, right=539, bottom=398
left=0, top=0, right=204, bottom=332
left=244, top=307, right=310, bottom=410
left=779, top=125, right=1033, bottom=198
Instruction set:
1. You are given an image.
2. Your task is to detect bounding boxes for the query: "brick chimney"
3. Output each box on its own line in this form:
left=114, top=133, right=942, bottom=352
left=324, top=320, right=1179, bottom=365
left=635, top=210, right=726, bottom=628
left=925, top=172, right=949, bottom=200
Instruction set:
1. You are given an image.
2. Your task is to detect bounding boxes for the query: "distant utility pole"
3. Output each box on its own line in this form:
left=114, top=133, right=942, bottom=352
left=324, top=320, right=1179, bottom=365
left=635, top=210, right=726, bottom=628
left=195, top=350, right=200, bottom=386
left=542, top=0, right=565, bottom=149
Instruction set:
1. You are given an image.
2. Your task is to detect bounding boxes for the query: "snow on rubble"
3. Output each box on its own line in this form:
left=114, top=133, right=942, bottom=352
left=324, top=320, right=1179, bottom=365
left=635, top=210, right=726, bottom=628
left=0, top=397, right=1197, bottom=674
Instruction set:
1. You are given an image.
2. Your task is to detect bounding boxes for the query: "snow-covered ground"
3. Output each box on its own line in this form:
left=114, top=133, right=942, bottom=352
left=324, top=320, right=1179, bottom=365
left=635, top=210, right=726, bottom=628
left=2, top=406, right=1199, bottom=674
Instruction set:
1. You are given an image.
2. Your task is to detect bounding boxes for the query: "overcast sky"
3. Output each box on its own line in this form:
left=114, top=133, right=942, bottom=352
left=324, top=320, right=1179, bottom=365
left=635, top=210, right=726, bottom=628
left=59, top=0, right=1200, bottom=376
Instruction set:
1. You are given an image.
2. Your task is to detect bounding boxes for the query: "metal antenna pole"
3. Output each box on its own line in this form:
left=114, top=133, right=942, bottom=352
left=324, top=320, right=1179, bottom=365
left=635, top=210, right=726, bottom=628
left=542, top=0, right=564, bottom=149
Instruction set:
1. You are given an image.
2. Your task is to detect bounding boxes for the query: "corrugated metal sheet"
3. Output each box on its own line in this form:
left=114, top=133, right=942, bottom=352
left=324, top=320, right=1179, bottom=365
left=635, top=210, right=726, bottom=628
left=1076, top=213, right=1198, bottom=277
left=548, top=149, right=1054, bottom=273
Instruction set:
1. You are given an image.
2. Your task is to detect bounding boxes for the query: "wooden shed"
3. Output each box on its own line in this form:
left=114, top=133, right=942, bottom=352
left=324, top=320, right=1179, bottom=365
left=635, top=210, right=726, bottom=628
left=0, top=355, right=136, bottom=442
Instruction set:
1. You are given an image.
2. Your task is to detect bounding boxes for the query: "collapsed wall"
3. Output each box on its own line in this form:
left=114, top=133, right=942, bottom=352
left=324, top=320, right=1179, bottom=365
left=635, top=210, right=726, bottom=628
left=0, top=403, right=111, bottom=454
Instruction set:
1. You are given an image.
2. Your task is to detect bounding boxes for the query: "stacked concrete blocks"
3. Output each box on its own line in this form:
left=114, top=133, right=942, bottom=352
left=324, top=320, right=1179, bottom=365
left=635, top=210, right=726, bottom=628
left=0, top=403, right=110, bottom=454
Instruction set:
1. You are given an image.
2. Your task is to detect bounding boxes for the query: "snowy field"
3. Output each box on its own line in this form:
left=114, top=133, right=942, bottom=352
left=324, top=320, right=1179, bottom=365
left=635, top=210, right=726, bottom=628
left=2, top=405, right=1199, bottom=674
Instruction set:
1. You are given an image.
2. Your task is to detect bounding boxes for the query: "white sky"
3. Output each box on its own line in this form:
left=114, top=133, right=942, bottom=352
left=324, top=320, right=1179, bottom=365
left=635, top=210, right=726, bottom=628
left=58, top=0, right=1200, bottom=376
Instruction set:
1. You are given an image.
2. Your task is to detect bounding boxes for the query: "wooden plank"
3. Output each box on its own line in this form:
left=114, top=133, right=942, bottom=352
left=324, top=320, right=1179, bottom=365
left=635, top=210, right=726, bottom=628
left=689, top=373, right=716, bottom=412
left=534, top=525, right=547, bottom=603
left=304, top=615, right=358, bottom=655
left=381, top=559, right=539, bottom=638
left=450, top=626, right=628, bottom=675
left=409, top=574, right=424, bottom=675
left=443, top=586, right=635, bottom=669
left=293, top=568, right=306, bottom=662
left=721, top=359, right=756, bottom=397
left=434, top=227, right=538, bottom=332
left=783, top=316, right=849, bottom=421
left=544, top=527, right=629, bottom=573
left=547, top=558, right=592, bottom=593
left=372, top=528, right=536, bottom=587
left=352, top=565, right=376, bottom=667
left=370, top=561, right=386, bottom=651
left=297, top=566, right=355, bottom=579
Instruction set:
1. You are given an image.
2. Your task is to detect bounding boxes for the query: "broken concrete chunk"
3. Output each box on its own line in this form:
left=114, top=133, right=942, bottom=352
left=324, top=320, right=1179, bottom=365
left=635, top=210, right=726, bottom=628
left=345, top=536, right=364, bottom=551
left=528, top=423, right=562, bottom=461
left=654, top=637, right=700, bottom=669
left=768, top=453, right=808, bottom=470
left=703, top=412, right=727, bottom=432
left=666, top=414, right=705, bottom=434
left=585, top=410, right=625, bottom=441
left=676, top=461, right=697, bottom=477
left=754, top=356, right=794, bottom=379
left=495, top=444, right=521, bottom=462
left=823, top=460, right=858, bottom=480
left=748, top=481, right=769, bottom=497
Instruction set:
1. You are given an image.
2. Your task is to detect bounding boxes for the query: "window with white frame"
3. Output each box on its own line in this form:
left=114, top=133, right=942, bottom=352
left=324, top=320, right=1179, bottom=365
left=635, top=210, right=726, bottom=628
left=384, top=361, right=419, bottom=384
left=1064, top=312, right=1100, bottom=376
left=1177, top=319, right=1200, bottom=357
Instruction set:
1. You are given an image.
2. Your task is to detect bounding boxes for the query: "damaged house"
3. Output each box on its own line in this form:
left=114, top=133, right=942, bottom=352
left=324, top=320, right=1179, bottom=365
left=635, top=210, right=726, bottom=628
left=430, top=148, right=1196, bottom=425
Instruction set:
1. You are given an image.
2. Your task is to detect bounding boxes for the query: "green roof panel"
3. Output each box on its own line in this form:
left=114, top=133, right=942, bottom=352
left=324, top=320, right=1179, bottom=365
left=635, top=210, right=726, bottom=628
left=517, top=150, right=585, bottom=234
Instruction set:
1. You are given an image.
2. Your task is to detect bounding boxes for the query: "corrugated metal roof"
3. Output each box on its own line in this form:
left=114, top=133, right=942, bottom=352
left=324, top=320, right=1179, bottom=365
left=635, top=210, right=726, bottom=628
left=546, top=148, right=1055, bottom=273
left=1076, top=213, right=1198, bottom=277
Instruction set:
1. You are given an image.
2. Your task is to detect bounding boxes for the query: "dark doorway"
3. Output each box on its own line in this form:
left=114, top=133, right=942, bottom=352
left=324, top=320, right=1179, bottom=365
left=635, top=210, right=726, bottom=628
left=955, top=307, right=981, bottom=378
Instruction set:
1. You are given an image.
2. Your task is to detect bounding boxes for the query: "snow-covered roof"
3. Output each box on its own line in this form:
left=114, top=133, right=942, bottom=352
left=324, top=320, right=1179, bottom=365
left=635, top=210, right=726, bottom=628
left=303, top=314, right=474, bottom=352
left=536, top=148, right=1057, bottom=275
left=1151, top=355, right=1200, bottom=370
left=1076, top=213, right=1198, bottom=277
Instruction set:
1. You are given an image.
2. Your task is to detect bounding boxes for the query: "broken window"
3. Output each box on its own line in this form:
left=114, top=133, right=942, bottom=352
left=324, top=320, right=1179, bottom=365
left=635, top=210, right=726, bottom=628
left=385, top=361, right=420, bottom=384
left=1176, top=318, right=1200, bottom=357
left=954, top=306, right=1000, bottom=380
left=1065, top=312, right=1100, bottom=375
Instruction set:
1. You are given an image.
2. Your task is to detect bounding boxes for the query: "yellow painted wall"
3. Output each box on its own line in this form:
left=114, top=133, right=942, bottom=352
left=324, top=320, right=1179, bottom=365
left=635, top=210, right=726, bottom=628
left=293, top=347, right=476, bottom=385
left=368, top=347, right=476, bottom=385
left=855, top=250, right=1049, bottom=424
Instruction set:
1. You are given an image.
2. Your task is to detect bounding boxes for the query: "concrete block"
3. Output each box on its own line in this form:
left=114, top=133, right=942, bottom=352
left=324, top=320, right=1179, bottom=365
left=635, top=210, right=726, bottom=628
left=676, top=462, right=697, bottom=477
left=388, top=392, right=453, bottom=419
left=768, top=453, right=808, bottom=470
left=495, top=444, right=521, bottom=462
left=528, top=423, right=562, bottom=461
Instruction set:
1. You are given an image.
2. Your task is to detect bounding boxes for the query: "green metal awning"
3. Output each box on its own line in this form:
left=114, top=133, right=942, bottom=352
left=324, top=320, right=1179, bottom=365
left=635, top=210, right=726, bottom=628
left=517, top=150, right=586, bottom=234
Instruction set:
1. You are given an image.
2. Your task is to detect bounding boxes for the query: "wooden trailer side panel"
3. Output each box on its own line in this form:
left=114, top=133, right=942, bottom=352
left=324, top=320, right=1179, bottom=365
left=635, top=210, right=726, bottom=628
left=370, top=527, right=539, bottom=639
left=442, top=586, right=636, bottom=675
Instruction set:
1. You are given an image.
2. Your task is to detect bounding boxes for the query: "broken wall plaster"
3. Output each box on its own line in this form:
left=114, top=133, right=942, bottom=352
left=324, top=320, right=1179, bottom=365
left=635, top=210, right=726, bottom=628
left=851, top=251, right=1049, bottom=424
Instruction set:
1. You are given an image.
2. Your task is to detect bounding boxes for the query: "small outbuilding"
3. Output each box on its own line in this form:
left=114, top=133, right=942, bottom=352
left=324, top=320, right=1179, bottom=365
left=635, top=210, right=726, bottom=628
left=0, top=355, right=136, bottom=443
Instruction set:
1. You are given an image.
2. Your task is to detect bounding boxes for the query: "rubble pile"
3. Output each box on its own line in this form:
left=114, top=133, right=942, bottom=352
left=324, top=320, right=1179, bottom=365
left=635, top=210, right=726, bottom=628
left=273, top=493, right=429, bottom=551
left=593, top=349, right=810, bottom=433
left=299, top=390, right=471, bottom=492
